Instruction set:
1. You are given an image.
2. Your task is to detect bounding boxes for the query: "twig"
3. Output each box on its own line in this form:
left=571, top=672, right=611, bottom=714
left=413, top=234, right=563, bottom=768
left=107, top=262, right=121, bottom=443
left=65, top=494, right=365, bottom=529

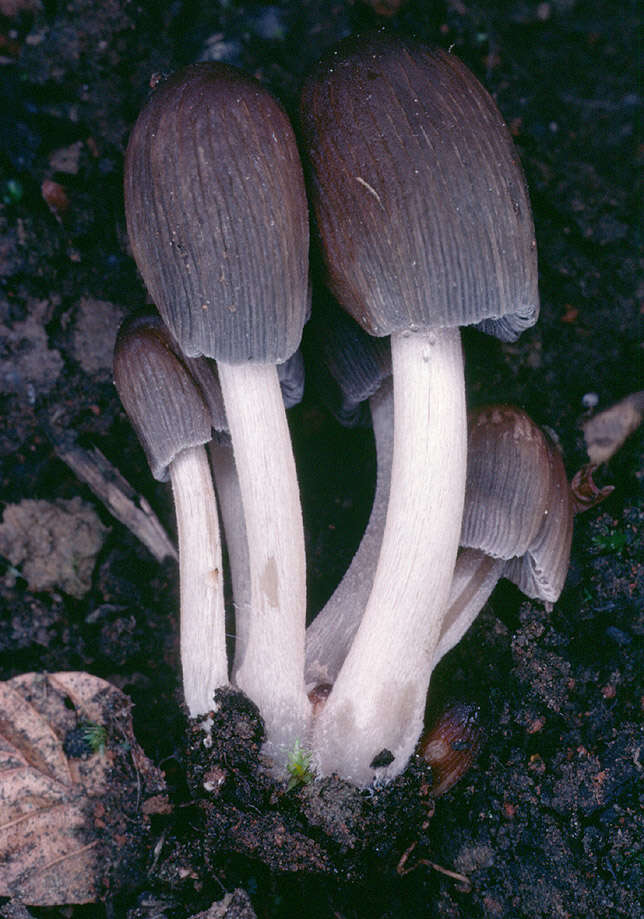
left=50, top=429, right=177, bottom=563
left=397, top=839, right=472, bottom=892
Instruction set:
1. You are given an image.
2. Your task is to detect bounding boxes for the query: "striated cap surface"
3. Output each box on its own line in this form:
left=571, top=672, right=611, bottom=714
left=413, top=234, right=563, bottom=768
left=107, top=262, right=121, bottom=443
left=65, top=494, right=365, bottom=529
left=462, top=404, right=573, bottom=603
left=113, top=313, right=213, bottom=481
left=300, top=34, right=538, bottom=340
left=125, top=63, right=309, bottom=364
left=305, top=295, right=391, bottom=425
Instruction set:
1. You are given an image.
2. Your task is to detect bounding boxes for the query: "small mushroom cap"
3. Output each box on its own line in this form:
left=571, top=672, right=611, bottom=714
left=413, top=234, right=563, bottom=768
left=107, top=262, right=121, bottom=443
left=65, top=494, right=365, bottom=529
left=462, top=405, right=573, bottom=603
left=113, top=313, right=212, bottom=481
left=125, top=63, right=309, bottom=364
left=504, top=433, right=573, bottom=603
left=300, top=34, right=538, bottom=340
left=277, top=349, right=306, bottom=409
left=462, top=405, right=552, bottom=559
left=183, top=354, right=227, bottom=433
left=304, top=294, right=391, bottom=426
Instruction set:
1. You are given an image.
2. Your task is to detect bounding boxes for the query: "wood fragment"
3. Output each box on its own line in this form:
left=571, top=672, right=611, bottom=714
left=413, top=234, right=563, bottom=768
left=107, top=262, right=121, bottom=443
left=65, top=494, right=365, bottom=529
left=583, top=391, right=644, bottom=464
left=397, top=840, right=472, bottom=891
left=51, top=433, right=177, bottom=563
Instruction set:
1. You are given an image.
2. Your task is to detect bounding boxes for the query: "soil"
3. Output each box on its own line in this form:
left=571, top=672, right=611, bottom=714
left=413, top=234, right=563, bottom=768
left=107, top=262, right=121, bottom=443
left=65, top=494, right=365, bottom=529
left=0, top=1, right=641, bottom=917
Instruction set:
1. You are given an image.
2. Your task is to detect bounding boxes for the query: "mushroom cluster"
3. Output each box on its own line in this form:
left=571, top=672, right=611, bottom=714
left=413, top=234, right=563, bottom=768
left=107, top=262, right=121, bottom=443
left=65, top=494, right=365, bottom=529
left=116, top=35, right=578, bottom=786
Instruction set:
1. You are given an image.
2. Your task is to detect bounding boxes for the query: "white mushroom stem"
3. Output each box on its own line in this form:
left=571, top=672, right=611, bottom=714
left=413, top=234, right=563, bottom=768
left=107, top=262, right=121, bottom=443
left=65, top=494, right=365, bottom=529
left=217, top=362, right=310, bottom=761
left=169, top=444, right=228, bottom=717
left=305, top=378, right=393, bottom=688
left=307, top=545, right=504, bottom=694
left=306, top=387, right=504, bottom=689
left=312, top=327, right=467, bottom=784
left=432, top=549, right=505, bottom=669
left=208, top=438, right=251, bottom=679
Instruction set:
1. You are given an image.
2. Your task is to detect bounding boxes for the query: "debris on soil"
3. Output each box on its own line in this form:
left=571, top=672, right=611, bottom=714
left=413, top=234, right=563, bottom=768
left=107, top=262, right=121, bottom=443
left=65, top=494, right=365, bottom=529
left=0, top=671, right=166, bottom=905
left=583, top=391, right=644, bottom=465
left=0, top=497, right=107, bottom=598
left=51, top=433, right=177, bottom=563
left=418, top=701, right=484, bottom=798
left=570, top=463, right=614, bottom=514
left=0, top=297, right=63, bottom=400
left=191, top=890, right=257, bottom=919
left=72, top=296, right=124, bottom=376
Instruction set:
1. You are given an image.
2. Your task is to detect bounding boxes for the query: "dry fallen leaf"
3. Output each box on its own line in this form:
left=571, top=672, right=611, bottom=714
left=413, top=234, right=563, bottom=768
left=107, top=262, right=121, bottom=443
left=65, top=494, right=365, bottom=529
left=583, top=391, right=644, bottom=464
left=0, top=672, right=166, bottom=905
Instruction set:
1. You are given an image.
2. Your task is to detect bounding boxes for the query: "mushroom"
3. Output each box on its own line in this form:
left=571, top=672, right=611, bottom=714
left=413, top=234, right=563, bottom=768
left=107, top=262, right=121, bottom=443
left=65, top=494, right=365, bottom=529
left=306, top=394, right=572, bottom=688
left=300, top=34, right=539, bottom=782
left=113, top=313, right=227, bottom=717
left=302, top=310, right=497, bottom=690
left=433, top=404, right=574, bottom=668
left=124, top=63, right=311, bottom=758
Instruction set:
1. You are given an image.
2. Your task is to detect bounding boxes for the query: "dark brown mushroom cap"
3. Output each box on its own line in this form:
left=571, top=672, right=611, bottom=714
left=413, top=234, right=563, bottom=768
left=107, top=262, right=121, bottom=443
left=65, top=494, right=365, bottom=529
left=462, top=405, right=573, bottom=603
left=277, top=349, right=306, bottom=409
left=113, top=313, right=213, bottom=482
left=300, top=34, right=538, bottom=340
left=304, top=294, right=391, bottom=426
left=124, top=63, right=309, bottom=364
left=183, top=352, right=227, bottom=433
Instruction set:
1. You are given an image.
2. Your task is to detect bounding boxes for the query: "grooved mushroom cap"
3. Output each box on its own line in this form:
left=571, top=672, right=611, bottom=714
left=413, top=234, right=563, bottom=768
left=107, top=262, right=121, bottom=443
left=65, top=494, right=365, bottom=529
left=504, top=434, right=573, bottom=603
left=124, top=62, right=309, bottom=364
left=305, top=295, right=391, bottom=425
left=300, top=34, right=538, bottom=340
left=183, top=353, right=227, bottom=433
left=113, top=313, right=212, bottom=481
left=462, top=405, right=552, bottom=559
left=277, top=350, right=306, bottom=409
left=462, top=405, right=573, bottom=603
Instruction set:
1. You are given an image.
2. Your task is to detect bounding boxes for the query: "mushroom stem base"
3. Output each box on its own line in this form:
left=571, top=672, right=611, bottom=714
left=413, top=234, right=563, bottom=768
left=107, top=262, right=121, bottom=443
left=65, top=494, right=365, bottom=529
left=312, top=326, right=467, bottom=785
